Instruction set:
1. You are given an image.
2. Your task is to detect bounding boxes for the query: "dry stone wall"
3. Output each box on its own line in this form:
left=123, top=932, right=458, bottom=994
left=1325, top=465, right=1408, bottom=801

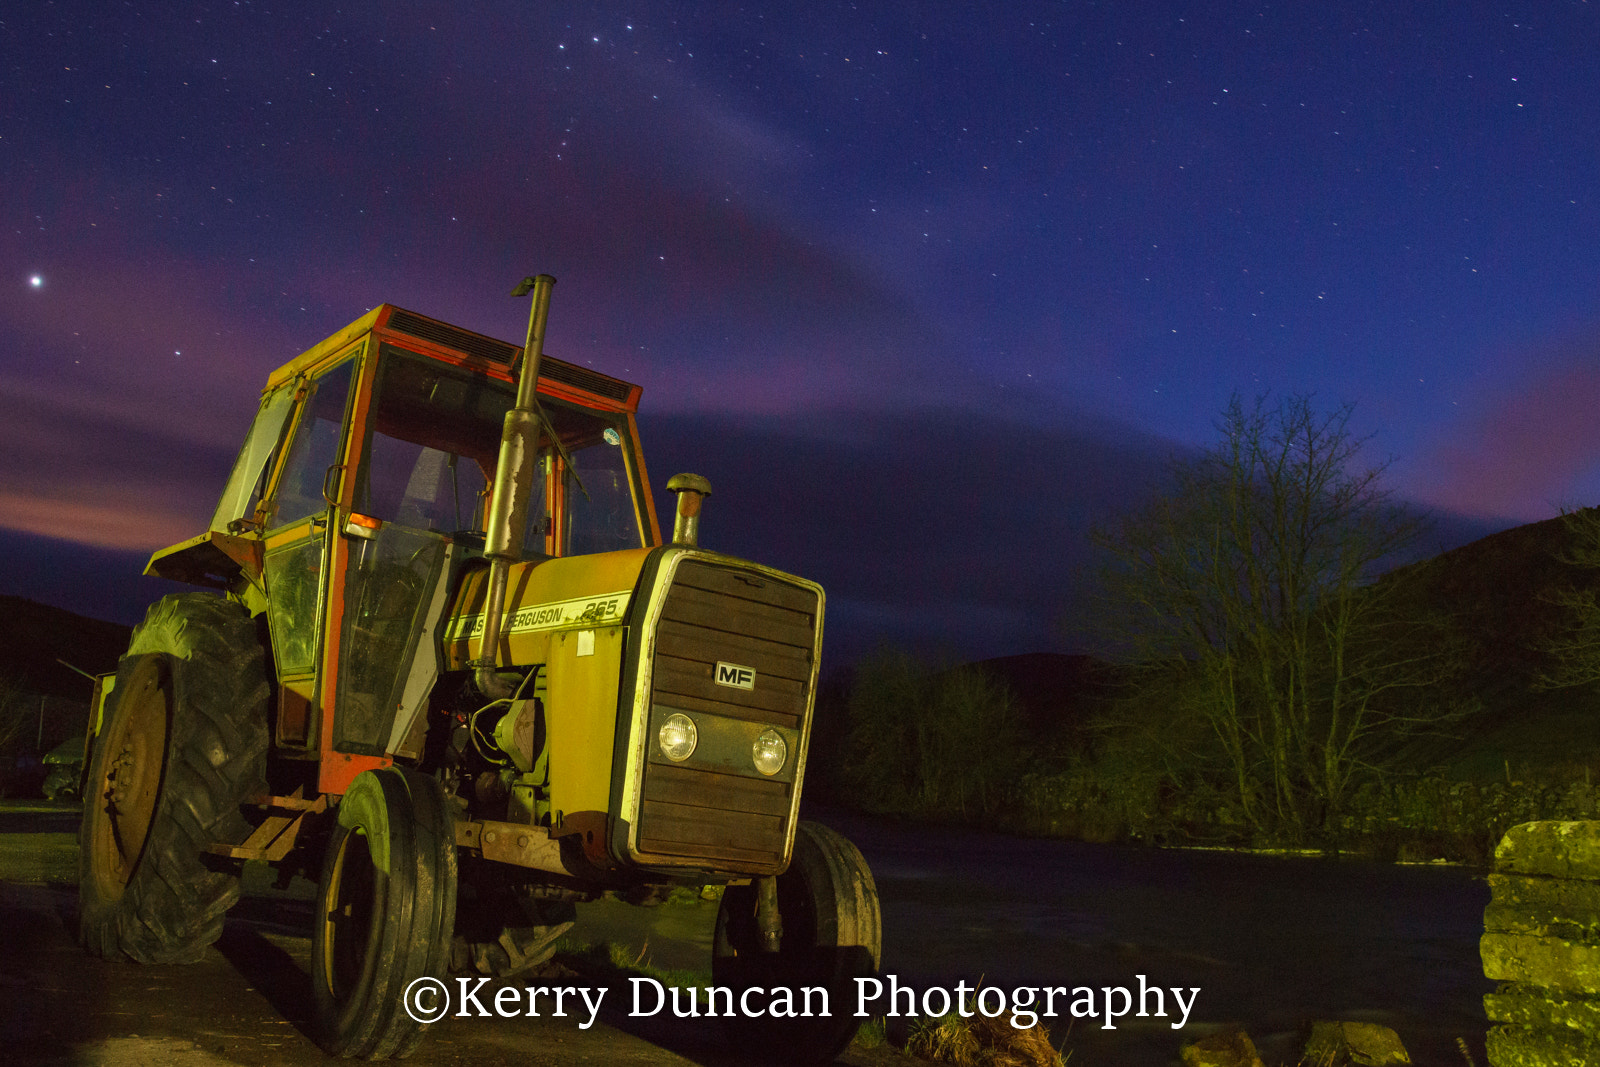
left=1482, top=821, right=1600, bottom=1066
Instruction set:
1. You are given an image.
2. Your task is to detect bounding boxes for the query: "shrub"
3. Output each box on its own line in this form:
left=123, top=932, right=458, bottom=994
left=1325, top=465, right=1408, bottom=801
left=840, top=649, right=1027, bottom=819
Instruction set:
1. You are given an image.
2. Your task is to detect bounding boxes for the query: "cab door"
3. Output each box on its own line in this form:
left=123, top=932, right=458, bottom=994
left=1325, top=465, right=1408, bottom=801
left=258, top=342, right=459, bottom=795
left=258, top=354, right=358, bottom=755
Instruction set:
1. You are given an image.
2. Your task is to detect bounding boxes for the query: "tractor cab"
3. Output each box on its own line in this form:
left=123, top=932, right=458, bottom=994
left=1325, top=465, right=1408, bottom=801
left=146, top=306, right=658, bottom=795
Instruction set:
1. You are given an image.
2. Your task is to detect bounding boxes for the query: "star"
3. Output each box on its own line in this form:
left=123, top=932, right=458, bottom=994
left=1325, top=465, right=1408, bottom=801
left=29, top=275, right=43, bottom=288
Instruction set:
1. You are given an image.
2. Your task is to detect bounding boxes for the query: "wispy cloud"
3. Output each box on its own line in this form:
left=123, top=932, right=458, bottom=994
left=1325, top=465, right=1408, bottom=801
left=0, top=491, right=197, bottom=553
left=1407, top=335, right=1600, bottom=522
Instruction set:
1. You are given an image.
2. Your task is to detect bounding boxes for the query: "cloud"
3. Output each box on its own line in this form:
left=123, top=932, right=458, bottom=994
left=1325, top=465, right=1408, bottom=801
left=0, top=491, right=196, bottom=554
left=637, top=402, right=1178, bottom=662
left=0, top=375, right=233, bottom=551
left=0, top=376, right=1504, bottom=662
left=0, top=231, right=293, bottom=450
left=0, top=6, right=992, bottom=443
left=1407, top=335, right=1600, bottom=522
left=0, top=375, right=1184, bottom=660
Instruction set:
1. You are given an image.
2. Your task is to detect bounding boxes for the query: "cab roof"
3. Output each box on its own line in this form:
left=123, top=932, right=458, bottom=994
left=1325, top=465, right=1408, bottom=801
left=264, top=304, right=643, bottom=413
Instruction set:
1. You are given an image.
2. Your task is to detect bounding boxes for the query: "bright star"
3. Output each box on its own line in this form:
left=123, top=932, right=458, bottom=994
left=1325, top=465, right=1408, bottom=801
left=30, top=275, right=43, bottom=288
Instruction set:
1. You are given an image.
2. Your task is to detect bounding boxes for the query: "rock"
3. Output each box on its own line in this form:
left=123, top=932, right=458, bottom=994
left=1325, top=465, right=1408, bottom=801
left=1494, top=822, right=1600, bottom=882
left=1484, top=874, right=1600, bottom=942
left=1480, top=932, right=1600, bottom=994
left=1179, top=1027, right=1264, bottom=1067
left=1485, top=1023, right=1600, bottom=1067
left=1484, top=981, right=1600, bottom=1034
left=1303, top=1020, right=1410, bottom=1065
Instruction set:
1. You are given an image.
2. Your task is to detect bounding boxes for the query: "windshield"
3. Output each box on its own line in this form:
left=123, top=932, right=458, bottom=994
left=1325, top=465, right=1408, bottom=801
left=210, top=384, right=296, bottom=532
left=353, top=345, right=643, bottom=556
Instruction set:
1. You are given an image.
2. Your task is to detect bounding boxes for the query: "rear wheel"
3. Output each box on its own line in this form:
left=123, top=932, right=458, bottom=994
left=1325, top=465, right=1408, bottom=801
left=713, top=820, right=882, bottom=1065
left=78, top=594, right=269, bottom=963
left=313, top=765, right=458, bottom=1059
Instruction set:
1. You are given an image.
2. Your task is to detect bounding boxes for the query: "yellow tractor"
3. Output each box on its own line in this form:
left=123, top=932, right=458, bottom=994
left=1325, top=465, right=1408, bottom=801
left=78, top=276, right=880, bottom=1061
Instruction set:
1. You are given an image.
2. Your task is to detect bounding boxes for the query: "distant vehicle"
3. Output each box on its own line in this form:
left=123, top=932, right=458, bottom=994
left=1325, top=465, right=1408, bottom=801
left=42, top=736, right=84, bottom=801
left=77, top=278, right=879, bottom=1063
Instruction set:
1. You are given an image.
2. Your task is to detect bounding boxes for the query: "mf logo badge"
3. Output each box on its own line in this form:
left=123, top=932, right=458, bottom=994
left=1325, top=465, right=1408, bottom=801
left=714, top=661, right=756, bottom=690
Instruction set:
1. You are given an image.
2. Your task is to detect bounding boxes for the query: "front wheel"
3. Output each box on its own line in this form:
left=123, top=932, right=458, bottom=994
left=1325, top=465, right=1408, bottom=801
left=313, top=765, right=458, bottom=1059
left=713, top=820, right=882, bottom=1065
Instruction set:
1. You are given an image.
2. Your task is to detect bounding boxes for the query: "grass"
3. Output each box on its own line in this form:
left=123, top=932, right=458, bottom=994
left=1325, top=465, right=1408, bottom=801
left=662, top=882, right=723, bottom=905
left=902, top=1009, right=1069, bottom=1067
left=0, top=831, right=78, bottom=884
left=853, top=1016, right=889, bottom=1050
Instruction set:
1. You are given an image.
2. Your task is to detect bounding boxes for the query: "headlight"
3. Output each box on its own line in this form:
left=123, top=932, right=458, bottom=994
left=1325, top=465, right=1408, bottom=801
left=658, top=713, right=697, bottom=762
left=751, top=728, right=787, bottom=776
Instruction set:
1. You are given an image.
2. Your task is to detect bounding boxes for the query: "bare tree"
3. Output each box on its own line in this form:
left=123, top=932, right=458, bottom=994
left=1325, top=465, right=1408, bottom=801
left=1094, top=394, right=1463, bottom=840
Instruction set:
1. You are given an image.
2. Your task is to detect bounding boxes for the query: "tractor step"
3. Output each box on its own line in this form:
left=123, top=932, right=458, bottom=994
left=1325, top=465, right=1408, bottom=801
left=208, top=787, right=327, bottom=862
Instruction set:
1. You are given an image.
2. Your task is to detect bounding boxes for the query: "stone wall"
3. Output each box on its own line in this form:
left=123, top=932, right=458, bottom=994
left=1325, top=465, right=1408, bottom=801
left=1481, top=821, right=1600, bottom=1066
left=1336, top=779, right=1600, bottom=864
left=1010, top=770, right=1600, bottom=860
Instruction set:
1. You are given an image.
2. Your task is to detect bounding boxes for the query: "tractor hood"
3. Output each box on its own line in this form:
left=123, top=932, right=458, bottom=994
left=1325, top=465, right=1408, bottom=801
left=444, top=543, right=826, bottom=877
left=443, top=548, right=653, bottom=670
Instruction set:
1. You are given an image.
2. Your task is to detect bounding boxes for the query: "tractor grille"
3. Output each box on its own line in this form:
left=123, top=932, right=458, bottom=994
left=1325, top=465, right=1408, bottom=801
left=636, top=560, right=819, bottom=872
left=541, top=360, right=633, bottom=403
left=387, top=309, right=518, bottom=365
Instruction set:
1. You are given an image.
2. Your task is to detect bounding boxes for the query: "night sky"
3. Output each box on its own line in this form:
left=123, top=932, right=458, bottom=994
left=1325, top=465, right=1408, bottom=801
left=4, top=2, right=1599, bottom=664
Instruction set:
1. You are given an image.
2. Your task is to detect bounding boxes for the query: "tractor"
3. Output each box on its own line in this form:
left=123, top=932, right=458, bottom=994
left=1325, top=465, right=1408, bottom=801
left=78, top=276, right=881, bottom=1061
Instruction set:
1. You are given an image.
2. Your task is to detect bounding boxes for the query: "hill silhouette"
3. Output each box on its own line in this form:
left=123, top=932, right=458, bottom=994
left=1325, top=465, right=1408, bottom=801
left=0, top=595, right=130, bottom=702
left=1380, top=510, right=1600, bottom=778
left=2, top=509, right=1595, bottom=785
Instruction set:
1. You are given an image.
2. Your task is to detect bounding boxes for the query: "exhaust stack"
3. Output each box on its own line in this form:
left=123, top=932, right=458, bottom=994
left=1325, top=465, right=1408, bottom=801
left=475, top=273, right=556, bottom=700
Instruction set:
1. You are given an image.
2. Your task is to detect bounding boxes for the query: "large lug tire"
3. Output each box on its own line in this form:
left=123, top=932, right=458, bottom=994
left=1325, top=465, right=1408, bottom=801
left=313, top=765, right=458, bottom=1059
left=78, top=593, right=270, bottom=964
left=713, top=820, right=882, bottom=1065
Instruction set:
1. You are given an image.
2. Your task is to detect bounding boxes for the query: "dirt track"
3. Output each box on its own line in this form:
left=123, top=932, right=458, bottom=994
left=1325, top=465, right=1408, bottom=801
left=1, top=801, right=1499, bottom=1066
left=0, top=803, right=895, bottom=1067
